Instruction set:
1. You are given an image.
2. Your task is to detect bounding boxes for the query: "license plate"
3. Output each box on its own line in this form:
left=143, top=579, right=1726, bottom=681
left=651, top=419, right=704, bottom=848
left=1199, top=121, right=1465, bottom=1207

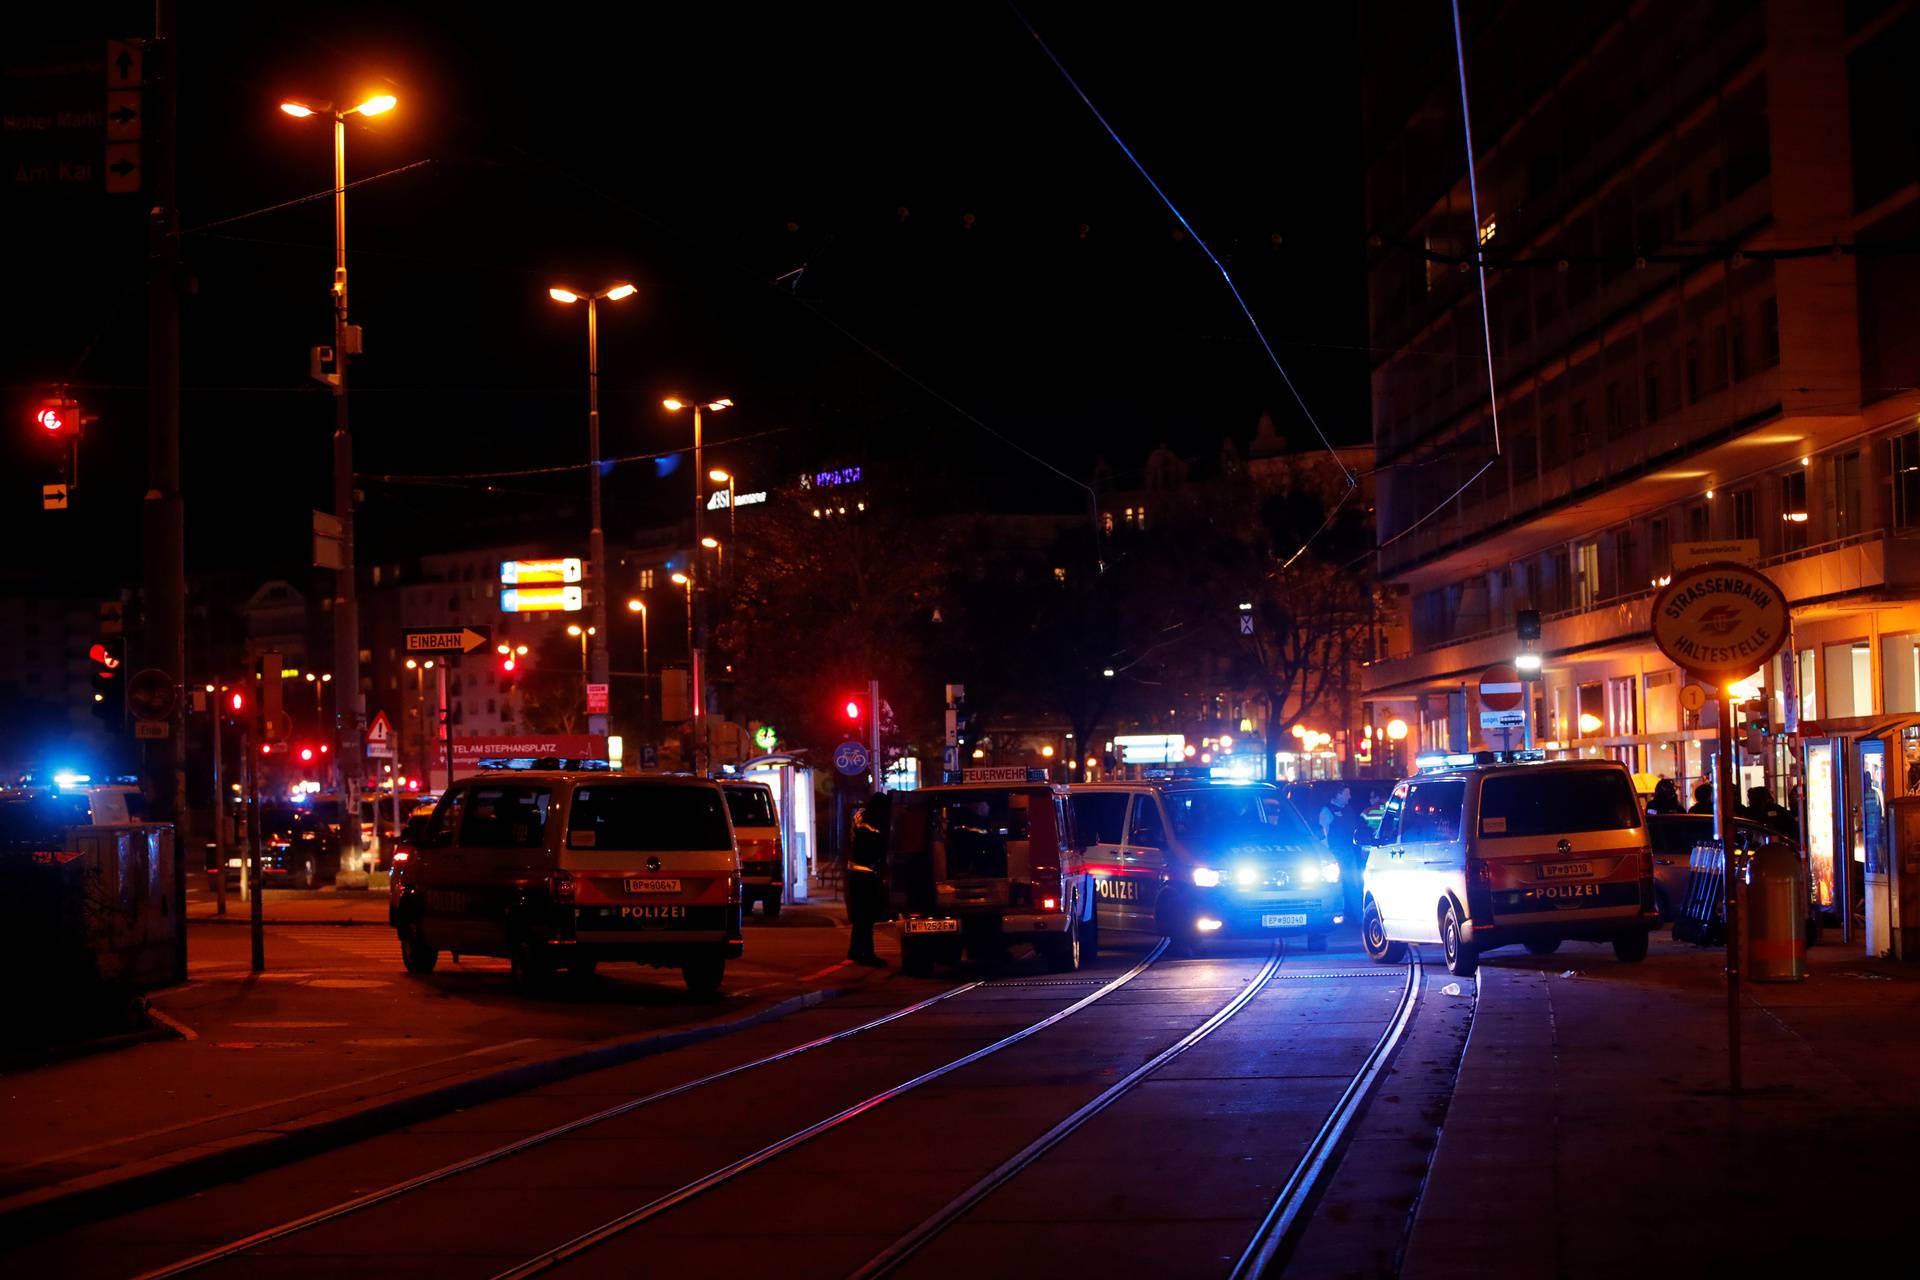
left=625, top=878, right=682, bottom=893
left=1538, top=861, right=1592, bottom=880
left=904, top=917, right=959, bottom=934
left=1262, top=913, right=1308, bottom=929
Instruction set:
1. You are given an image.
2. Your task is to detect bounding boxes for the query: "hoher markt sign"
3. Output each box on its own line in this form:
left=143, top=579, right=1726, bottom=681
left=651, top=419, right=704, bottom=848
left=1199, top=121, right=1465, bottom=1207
left=1650, top=562, right=1787, bottom=680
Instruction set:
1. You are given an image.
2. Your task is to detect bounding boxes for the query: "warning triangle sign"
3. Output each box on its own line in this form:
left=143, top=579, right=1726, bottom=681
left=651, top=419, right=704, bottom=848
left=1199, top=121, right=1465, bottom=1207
left=367, top=711, right=393, bottom=743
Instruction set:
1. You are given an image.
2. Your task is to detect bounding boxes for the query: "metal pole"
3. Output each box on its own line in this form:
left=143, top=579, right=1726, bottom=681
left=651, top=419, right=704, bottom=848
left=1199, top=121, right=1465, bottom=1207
left=145, top=0, right=188, bottom=983
left=330, top=108, right=364, bottom=871
left=869, top=678, right=881, bottom=791
left=639, top=604, right=651, bottom=747
left=211, top=699, right=225, bottom=916
left=246, top=728, right=264, bottom=973
left=692, top=404, right=706, bottom=774
left=586, top=296, right=611, bottom=739
left=1716, top=688, right=1742, bottom=1093
left=438, top=661, right=453, bottom=791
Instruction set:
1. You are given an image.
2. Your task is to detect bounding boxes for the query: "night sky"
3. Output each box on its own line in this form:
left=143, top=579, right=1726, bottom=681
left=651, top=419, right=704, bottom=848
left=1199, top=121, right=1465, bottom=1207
left=3, top=3, right=1365, bottom=586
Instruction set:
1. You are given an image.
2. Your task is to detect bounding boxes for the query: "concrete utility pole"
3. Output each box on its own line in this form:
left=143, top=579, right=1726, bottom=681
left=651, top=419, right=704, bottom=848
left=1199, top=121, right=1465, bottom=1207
left=327, top=101, right=365, bottom=869
left=144, top=0, right=188, bottom=982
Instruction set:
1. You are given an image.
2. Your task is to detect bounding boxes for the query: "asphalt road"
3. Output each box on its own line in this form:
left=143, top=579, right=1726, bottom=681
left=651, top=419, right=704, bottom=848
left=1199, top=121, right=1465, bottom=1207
left=3, top=925, right=1469, bottom=1280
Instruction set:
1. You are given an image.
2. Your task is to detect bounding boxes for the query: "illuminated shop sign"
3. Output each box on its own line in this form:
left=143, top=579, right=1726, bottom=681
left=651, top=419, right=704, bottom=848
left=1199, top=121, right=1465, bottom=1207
left=706, top=490, right=768, bottom=511
left=801, top=467, right=862, bottom=489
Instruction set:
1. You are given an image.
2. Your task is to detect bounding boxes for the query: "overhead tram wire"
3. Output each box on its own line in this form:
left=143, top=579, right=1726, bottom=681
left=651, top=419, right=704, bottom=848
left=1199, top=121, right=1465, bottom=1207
left=1006, top=3, right=1356, bottom=508
left=361, top=426, right=792, bottom=487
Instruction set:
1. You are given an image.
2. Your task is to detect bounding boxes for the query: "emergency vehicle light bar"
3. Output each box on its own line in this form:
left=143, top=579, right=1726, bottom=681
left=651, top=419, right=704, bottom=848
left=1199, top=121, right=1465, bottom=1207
left=1414, top=749, right=1547, bottom=773
left=474, top=757, right=612, bottom=772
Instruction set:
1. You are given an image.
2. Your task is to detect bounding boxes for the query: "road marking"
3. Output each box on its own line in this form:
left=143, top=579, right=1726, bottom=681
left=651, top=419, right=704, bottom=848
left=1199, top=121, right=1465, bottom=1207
left=797, top=961, right=850, bottom=981
left=146, top=1007, right=198, bottom=1040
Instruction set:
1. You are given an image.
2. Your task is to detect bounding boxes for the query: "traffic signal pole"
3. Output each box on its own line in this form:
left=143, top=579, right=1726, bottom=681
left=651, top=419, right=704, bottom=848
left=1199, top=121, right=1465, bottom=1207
left=329, top=106, right=365, bottom=870
left=144, top=0, right=189, bottom=983
left=1715, top=686, right=1743, bottom=1094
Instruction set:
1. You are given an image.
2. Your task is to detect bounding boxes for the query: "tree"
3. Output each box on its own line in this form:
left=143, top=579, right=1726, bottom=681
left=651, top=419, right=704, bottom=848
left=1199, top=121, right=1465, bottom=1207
left=511, top=634, right=587, bottom=735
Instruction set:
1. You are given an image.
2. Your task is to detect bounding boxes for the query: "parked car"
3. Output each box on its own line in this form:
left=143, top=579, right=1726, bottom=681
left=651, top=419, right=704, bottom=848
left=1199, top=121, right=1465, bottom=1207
left=389, top=770, right=742, bottom=995
left=1362, top=753, right=1658, bottom=976
left=720, top=780, right=786, bottom=918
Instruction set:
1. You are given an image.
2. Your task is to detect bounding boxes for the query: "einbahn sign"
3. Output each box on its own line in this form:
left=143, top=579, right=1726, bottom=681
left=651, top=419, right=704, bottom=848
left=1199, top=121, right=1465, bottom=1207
left=403, top=626, right=491, bottom=655
left=1650, top=562, right=1787, bottom=680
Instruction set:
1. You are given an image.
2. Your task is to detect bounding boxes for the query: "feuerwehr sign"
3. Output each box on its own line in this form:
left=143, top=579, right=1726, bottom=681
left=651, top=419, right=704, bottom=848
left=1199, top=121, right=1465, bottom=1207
left=1650, top=561, right=1788, bottom=679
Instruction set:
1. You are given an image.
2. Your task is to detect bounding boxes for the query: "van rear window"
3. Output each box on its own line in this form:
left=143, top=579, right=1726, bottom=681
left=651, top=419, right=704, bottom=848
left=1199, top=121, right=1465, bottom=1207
left=568, top=785, right=732, bottom=851
left=1479, top=771, right=1641, bottom=837
left=723, top=787, right=775, bottom=828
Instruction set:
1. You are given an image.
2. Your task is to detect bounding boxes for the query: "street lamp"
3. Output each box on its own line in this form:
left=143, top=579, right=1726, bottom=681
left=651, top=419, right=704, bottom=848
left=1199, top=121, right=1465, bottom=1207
left=566, top=624, right=596, bottom=674
left=277, top=90, right=395, bottom=862
left=550, top=282, right=637, bottom=739
left=709, top=467, right=737, bottom=548
left=662, top=396, right=732, bottom=774
left=700, top=535, right=723, bottom=579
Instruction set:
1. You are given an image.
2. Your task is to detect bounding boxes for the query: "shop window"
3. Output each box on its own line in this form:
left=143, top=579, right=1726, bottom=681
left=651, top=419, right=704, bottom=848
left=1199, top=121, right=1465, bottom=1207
left=1610, top=527, right=1635, bottom=596
left=1824, top=640, right=1874, bottom=718
left=1573, top=542, right=1600, bottom=609
left=1577, top=682, right=1606, bottom=737
left=1884, top=634, right=1920, bottom=714
left=1687, top=502, right=1710, bottom=541
left=1799, top=647, right=1818, bottom=722
left=1648, top=517, right=1671, bottom=585
left=1894, top=432, right=1920, bottom=531
left=1606, top=676, right=1638, bottom=736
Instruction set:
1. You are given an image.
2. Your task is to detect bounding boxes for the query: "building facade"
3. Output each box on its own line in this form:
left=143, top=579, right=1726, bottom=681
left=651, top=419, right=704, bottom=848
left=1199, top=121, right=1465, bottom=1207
left=1361, top=0, right=1920, bottom=954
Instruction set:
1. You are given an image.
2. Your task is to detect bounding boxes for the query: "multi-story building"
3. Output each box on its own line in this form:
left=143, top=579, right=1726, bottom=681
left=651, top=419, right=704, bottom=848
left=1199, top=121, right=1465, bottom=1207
left=1360, top=0, right=1920, bottom=953
left=0, top=591, right=122, bottom=775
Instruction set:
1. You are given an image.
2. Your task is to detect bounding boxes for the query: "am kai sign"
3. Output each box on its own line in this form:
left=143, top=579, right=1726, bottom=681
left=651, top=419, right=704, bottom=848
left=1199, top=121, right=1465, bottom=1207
left=1650, top=562, right=1788, bottom=680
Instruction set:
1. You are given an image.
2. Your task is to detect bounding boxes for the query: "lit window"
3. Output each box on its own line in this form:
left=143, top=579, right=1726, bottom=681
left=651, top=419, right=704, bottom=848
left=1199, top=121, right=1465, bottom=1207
left=639, top=568, right=654, bottom=590
left=1053, top=567, right=1067, bottom=582
left=1478, top=214, right=1497, bottom=245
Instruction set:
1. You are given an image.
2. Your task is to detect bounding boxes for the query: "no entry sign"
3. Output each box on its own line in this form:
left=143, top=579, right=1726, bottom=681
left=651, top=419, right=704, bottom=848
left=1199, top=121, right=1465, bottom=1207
left=1478, top=663, right=1524, bottom=711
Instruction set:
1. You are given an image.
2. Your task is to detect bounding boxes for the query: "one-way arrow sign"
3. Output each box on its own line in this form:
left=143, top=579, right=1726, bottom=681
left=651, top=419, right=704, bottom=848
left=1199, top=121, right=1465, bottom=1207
left=105, top=39, right=144, bottom=87
left=106, top=90, right=141, bottom=141
left=103, top=142, right=140, bottom=193
left=403, top=626, right=492, bottom=655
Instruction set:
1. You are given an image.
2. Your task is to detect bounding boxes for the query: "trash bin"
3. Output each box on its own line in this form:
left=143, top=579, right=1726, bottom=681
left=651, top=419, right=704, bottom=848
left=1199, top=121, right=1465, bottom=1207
left=1746, top=836, right=1806, bottom=983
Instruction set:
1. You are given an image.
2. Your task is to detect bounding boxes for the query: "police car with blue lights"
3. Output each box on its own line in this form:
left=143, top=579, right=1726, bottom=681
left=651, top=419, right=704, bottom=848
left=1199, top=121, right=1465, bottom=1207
left=1361, top=750, right=1658, bottom=976
left=1069, top=775, right=1343, bottom=953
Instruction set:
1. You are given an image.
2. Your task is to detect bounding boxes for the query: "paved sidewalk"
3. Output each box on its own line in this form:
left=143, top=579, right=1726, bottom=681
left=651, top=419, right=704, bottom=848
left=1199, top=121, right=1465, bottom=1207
left=1404, top=935, right=1920, bottom=1279
left=0, top=898, right=891, bottom=1238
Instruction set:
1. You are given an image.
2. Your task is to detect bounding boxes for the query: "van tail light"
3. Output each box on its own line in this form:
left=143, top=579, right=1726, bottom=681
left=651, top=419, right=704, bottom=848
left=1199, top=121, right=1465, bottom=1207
left=550, top=870, right=575, bottom=903
left=1041, top=896, right=1058, bottom=911
left=392, top=851, right=409, bottom=864
left=1467, top=856, right=1493, bottom=886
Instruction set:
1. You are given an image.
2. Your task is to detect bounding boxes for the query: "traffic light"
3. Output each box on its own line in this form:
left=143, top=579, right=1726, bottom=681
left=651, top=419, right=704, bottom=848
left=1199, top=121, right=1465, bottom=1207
left=34, top=396, right=79, bottom=436
left=1741, top=696, right=1771, bottom=756
left=229, top=689, right=247, bottom=715
left=89, top=638, right=123, bottom=724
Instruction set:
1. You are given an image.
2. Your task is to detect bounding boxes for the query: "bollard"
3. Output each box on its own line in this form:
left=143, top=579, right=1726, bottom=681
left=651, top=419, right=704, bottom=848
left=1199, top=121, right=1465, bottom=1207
left=1746, top=834, right=1806, bottom=983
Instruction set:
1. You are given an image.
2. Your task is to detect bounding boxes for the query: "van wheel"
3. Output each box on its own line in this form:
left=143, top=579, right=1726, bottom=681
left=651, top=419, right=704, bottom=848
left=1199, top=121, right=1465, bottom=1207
left=398, top=920, right=438, bottom=975
left=681, top=953, right=725, bottom=996
left=1440, top=901, right=1478, bottom=977
left=1525, top=938, right=1561, bottom=957
left=1043, top=916, right=1082, bottom=973
left=1363, top=898, right=1406, bottom=964
left=510, top=939, right=552, bottom=994
left=1612, top=930, right=1650, bottom=964
left=761, top=896, right=782, bottom=921
left=900, top=938, right=935, bottom=977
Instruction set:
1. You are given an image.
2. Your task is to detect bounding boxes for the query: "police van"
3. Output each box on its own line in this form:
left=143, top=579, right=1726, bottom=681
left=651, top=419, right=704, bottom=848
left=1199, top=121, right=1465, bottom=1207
left=1361, top=751, right=1658, bottom=976
left=720, top=779, right=786, bottom=918
left=389, top=763, right=743, bottom=995
left=1069, top=777, right=1343, bottom=953
left=885, top=770, right=1091, bottom=975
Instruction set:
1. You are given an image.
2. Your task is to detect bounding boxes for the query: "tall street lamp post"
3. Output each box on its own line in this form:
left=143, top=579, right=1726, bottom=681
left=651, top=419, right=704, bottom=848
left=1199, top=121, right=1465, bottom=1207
left=662, top=397, right=732, bottom=774
left=626, top=597, right=650, bottom=742
left=279, top=91, right=396, bottom=864
left=550, top=283, right=637, bottom=739
left=670, top=571, right=697, bottom=767
left=709, top=468, right=736, bottom=569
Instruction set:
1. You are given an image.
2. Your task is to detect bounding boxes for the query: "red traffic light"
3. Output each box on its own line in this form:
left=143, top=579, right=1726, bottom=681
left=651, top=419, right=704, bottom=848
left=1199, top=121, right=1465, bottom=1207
left=843, top=699, right=861, bottom=721
left=230, top=691, right=246, bottom=712
left=299, top=747, right=315, bottom=762
left=34, top=398, right=79, bottom=434
left=88, top=642, right=121, bottom=670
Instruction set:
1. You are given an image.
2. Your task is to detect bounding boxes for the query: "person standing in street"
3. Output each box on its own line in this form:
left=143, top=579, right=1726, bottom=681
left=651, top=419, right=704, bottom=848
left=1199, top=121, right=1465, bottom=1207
left=845, top=792, right=890, bottom=966
left=1319, top=785, right=1363, bottom=922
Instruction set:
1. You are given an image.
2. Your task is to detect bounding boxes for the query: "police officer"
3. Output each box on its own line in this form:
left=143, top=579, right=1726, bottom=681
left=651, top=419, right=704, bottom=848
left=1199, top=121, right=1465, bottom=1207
left=845, top=792, right=890, bottom=967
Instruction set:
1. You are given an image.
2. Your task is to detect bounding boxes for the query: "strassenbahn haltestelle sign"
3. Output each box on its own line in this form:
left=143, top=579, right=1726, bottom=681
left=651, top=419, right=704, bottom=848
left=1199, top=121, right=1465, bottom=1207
left=1650, top=561, right=1788, bottom=680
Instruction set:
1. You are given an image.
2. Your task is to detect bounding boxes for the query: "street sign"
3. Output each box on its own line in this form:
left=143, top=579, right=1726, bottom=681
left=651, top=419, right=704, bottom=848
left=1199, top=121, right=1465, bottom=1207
left=99, top=601, right=122, bottom=633
left=1671, top=539, right=1760, bottom=572
left=135, top=720, right=170, bottom=740
left=313, top=511, right=344, bottom=570
left=262, top=710, right=293, bottom=743
left=1238, top=614, right=1254, bottom=636
left=499, top=558, right=583, bottom=585
left=102, top=141, right=139, bottom=193
left=1479, top=707, right=1526, bottom=731
left=499, top=586, right=583, bottom=613
left=1681, top=683, right=1708, bottom=713
left=127, top=668, right=176, bottom=721
left=1651, top=562, right=1788, bottom=680
left=833, top=740, right=871, bottom=776
left=365, top=711, right=395, bottom=759
left=105, top=39, right=144, bottom=88
left=403, top=626, right=492, bottom=655
left=585, top=683, right=609, bottom=715
left=639, top=742, right=659, bottom=769
left=105, top=89, right=141, bottom=141
left=1478, top=663, right=1524, bottom=711
left=42, top=484, right=68, bottom=510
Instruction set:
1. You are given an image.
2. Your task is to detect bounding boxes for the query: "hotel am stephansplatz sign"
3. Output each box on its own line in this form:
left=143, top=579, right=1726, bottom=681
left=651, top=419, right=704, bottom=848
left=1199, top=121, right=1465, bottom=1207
left=1650, top=562, right=1788, bottom=680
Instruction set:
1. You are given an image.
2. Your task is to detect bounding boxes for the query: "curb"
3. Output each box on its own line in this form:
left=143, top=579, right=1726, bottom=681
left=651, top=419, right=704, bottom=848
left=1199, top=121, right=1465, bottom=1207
left=0, top=985, right=846, bottom=1246
left=189, top=916, right=386, bottom=927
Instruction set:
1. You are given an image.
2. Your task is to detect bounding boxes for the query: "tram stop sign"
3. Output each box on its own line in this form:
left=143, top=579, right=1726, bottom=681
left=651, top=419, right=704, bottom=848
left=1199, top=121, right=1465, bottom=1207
left=1650, top=562, right=1788, bottom=681
left=1478, top=663, right=1524, bottom=711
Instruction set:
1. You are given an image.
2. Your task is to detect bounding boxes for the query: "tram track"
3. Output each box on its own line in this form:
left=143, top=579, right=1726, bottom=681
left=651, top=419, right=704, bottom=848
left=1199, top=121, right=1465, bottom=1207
left=131, top=940, right=1169, bottom=1280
